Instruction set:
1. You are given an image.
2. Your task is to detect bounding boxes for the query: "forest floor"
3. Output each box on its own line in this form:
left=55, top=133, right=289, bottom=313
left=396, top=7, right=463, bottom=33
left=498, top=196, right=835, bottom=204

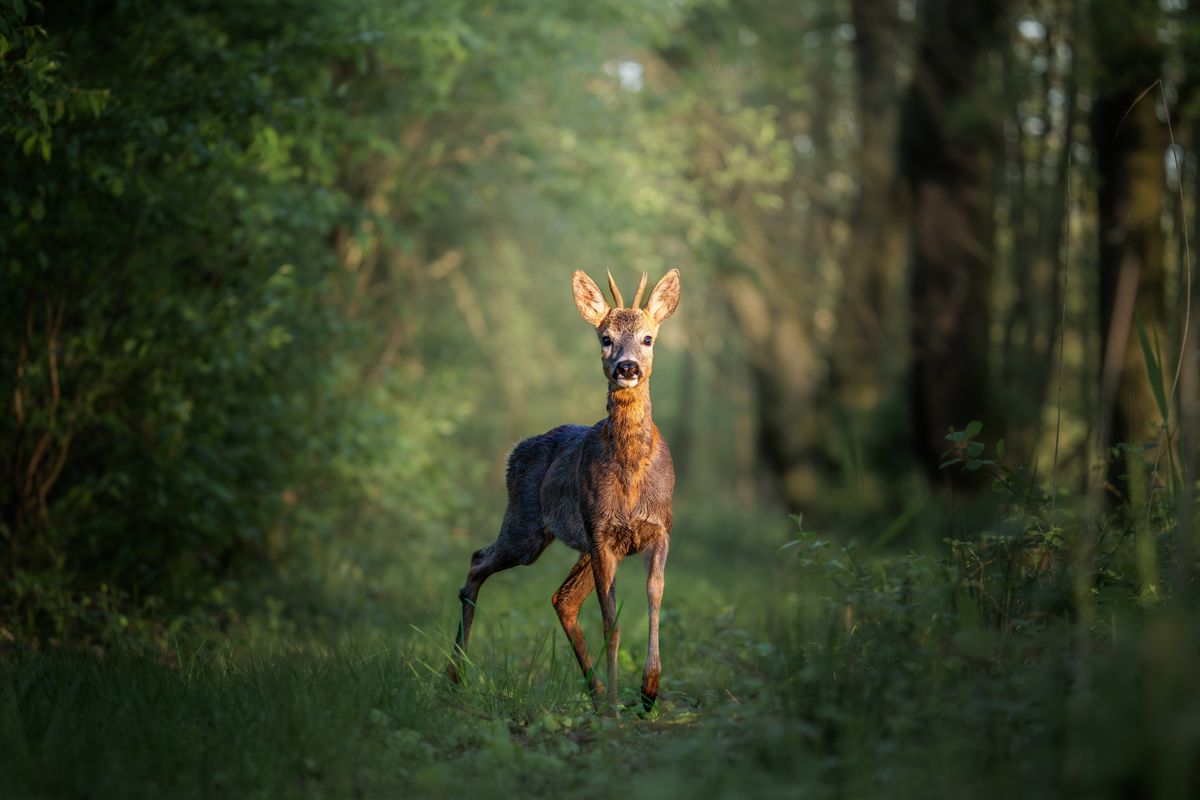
left=2, top=502, right=1197, bottom=799
left=1, top=507, right=812, bottom=799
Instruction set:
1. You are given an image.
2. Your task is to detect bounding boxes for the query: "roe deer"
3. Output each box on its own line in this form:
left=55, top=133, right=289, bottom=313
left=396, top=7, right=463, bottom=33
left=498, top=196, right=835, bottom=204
left=447, top=268, right=681, bottom=714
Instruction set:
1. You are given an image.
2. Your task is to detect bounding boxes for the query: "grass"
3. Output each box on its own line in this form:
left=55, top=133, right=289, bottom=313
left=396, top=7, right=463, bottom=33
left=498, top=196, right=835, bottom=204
left=0, top=503, right=801, bottom=799
left=3, top=498, right=1200, bottom=799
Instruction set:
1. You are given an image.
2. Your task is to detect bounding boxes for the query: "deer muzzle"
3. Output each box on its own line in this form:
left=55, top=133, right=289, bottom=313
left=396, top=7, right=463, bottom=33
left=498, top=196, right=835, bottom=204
left=614, top=360, right=641, bottom=387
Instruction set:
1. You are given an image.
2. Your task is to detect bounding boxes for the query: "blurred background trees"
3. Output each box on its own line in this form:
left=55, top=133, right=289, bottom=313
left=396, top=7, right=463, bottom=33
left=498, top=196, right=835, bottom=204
left=2, top=0, right=1198, bottom=642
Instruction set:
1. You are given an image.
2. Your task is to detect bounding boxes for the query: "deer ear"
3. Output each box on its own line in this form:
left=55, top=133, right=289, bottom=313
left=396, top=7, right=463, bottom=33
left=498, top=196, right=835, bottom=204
left=572, top=270, right=610, bottom=326
left=645, top=268, right=680, bottom=324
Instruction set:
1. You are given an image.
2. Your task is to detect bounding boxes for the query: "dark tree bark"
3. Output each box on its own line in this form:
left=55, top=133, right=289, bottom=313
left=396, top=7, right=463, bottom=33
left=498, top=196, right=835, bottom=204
left=835, top=0, right=907, bottom=417
left=723, top=262, right=826, bottom=507
left=834, top=0, right=909, bottom=414
left=1177, top=118, right=1200, bottom=598
left=901, top=0, right=1011, bottom=478
left=1090, top=0, right=1166, bottom=474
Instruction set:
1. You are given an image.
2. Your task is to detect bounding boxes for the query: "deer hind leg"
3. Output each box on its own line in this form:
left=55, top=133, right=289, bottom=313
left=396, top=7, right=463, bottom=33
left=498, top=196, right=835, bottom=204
left=640, top=537, right=669, bottom=712
left=448, top=518, right=551, bottom=683
left=591, top=546, right=621, bottom=715
left=551, top=554, right=604, bottom=703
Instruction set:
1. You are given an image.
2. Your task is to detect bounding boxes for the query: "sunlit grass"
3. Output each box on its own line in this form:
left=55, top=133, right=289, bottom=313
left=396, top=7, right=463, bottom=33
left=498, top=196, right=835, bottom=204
left=4, top=496, right=1200, bottom=799
left=0, top=507, right=790, bottom=799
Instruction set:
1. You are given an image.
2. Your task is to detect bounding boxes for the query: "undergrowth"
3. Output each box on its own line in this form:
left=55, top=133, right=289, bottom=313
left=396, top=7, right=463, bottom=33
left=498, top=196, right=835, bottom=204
left=2, top=427, right=1199, bottom=799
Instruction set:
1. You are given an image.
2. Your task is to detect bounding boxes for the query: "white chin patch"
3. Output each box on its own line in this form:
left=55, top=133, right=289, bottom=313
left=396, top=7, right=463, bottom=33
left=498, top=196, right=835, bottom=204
left=616, top=376, right=640, bottom=388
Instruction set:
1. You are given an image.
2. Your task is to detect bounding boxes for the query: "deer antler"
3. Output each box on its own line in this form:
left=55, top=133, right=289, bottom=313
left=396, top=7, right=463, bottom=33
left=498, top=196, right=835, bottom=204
left=631, top=272, right=649, bottom=310
left=607, top=270, right=624, bottom=308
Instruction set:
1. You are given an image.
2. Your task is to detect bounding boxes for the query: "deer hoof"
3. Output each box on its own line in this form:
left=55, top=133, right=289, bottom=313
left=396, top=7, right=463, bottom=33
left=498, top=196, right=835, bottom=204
left=639, top=673, right=659, bottom=712
left=592, top=692, right=621, bottom=717
left=592, top=698, right=621, bottom=717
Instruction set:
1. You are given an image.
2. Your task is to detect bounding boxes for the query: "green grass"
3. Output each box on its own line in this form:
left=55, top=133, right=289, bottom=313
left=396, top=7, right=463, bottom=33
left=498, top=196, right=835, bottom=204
left=4, top=500, right=1200, bottom=799
left=0, top=503, right=801, bottom=799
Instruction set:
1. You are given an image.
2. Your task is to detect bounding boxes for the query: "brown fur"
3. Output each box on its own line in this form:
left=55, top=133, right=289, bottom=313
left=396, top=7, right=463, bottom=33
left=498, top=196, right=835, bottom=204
left=606, top=386, right=655, bottom=508
left=448, top=269, right=681, bottom=714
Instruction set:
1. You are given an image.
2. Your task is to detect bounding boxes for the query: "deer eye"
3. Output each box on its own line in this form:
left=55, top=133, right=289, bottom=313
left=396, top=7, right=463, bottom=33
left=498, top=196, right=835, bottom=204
left=601, top=335, right=612, bottom=347
left=642, top=336, right=652, bottom=346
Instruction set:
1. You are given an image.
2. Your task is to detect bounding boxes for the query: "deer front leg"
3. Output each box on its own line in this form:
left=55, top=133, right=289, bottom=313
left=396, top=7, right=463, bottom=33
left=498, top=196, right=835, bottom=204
left=640, top=537, right=668, bottom=711
left=552, top=554, right=604, bottom=702
left=591, top=546, right=621, bottom=715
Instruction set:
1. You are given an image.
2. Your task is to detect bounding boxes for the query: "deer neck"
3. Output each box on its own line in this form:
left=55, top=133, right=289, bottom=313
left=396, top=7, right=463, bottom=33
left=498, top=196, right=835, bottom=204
left=605, top=381, right=654, bottom=480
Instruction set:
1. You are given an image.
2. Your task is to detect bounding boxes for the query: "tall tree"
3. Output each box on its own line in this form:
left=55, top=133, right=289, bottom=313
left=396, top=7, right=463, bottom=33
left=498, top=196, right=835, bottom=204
left=1090, top=0, right=1167, bottom=476
left=990, top=1, right=1080, bottom=463
left=834, top=0, right=910, bottom=415
left=656, top=1, right=845, bottom=509
left=901, top=0, right=1011, bottom=477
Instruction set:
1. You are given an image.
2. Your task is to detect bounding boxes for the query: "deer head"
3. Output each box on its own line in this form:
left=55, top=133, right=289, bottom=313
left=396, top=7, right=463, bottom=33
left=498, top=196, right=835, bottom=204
left=572, top=268, right=681, bottom=389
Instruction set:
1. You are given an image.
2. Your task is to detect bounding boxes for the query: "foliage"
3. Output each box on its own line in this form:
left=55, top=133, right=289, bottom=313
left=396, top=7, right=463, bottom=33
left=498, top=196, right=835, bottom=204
left=2, top=0, right=1200, bottom=796
left=0, top=1, right=107, bottom=161
left=780, top=511, right=1200, bottom=798
left=0, top=0, right=702, bottom=644
left=3, top=499, right=1199, bottom=799
left=3, top=0, right=378, bottom=640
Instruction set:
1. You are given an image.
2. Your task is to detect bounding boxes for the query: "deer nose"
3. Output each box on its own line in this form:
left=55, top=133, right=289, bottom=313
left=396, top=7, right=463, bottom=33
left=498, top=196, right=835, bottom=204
left=616, top=360, right=640, bottom=377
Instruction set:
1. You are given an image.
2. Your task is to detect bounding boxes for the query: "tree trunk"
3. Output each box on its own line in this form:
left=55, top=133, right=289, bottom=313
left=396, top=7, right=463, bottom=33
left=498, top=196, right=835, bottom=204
left=723, top=215, right=828, bottom=509
left=834, top=0, right=909, bottom=414
left=901, top=0, right=1010, bottom=478
left=1090, top=0, right=1166, bottom=475
left=998, top=7, right=1079, bottom=461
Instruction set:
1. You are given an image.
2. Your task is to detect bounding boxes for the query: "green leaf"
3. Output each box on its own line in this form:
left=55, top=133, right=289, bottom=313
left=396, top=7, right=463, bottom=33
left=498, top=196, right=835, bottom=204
left=963, top=420, right=983, bottom=439
left=86, top=90, right=107, bottom=118
left=30, top=92, right=47, bottom=125
left=995, top=438, right=1005, bottom=459
left=869, top=493, right=927, bottom=550
left=1134, top=309, right=1168, bottom=423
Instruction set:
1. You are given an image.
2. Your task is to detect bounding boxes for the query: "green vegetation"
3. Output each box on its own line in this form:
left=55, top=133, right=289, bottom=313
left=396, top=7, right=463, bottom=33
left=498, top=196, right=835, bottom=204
left=5, top=490, right=1200, bottom=798
left=3, top=0, right=1200, bottom=797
